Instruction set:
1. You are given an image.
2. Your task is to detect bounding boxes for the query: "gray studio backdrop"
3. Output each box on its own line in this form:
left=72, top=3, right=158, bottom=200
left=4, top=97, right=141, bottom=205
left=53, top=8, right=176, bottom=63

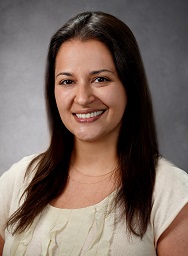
left=0, top=0, right=188, bottom=174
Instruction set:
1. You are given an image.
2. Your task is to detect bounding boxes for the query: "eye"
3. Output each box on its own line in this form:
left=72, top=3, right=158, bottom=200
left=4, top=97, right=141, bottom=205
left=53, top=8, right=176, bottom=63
left=59, top=79, right=74, bottom=86
left=94, top=77, right=110, bottom=83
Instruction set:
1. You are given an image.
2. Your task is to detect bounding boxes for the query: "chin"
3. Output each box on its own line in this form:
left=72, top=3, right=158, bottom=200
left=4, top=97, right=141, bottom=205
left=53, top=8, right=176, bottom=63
left=76, top=136, right=99, bottom=142
left=74, top=132, right=104, bottom=142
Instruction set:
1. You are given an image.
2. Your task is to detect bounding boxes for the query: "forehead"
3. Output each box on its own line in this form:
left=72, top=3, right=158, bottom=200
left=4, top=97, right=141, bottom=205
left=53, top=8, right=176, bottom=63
left=55, top=39, right=115, bottom=71
left=57, top=38, right=111, bottom=54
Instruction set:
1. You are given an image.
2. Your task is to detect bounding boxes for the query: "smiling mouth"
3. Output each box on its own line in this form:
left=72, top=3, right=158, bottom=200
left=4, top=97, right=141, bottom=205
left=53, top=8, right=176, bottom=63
left=75, top=110, right=105, bottom=119
left=74, top=110, right=105, bottom=120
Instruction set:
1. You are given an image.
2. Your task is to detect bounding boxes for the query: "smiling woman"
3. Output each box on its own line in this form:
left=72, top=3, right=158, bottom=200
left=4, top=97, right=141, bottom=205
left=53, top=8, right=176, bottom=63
left=0, top=11, right=188, bottom=256
left=54, top=39, right=127, bottom=142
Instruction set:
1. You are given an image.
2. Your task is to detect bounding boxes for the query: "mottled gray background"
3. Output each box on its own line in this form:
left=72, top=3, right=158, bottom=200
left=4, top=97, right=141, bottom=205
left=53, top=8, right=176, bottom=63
left=0, top=0, right=187, bottom=174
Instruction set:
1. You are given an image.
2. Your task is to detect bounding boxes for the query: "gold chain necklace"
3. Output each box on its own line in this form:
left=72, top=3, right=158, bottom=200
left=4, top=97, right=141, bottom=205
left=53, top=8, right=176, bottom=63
left=68, top=164, right=120, bottom=184
left=68, top=174, right=114, bottom=184
left=72, top=164, right=119, bottom=177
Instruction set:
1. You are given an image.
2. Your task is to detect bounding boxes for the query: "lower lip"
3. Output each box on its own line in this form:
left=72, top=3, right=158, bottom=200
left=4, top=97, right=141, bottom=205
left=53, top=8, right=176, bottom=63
left=73, top=112, right=104, bottom=123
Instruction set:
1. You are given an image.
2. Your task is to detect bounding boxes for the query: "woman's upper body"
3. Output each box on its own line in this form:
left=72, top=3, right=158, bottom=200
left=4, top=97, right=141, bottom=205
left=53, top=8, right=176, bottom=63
left=0, top=155, right=188, bottom=255
left=1, top=11, right=188, bottom=256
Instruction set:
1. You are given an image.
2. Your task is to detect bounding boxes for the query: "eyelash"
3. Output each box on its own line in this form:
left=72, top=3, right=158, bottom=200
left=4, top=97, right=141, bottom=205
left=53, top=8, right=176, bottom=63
left=93, top=77, right=110, bottom=83
left=59, top=79, right=74, bottom=86
left=59, top=76, right=110, bottom=86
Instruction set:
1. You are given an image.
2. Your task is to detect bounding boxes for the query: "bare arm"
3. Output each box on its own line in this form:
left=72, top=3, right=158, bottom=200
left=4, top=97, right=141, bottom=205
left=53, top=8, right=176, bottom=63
left=157, top=203, right=188, bottom=256
left=0, top=235, right=4, bottom=256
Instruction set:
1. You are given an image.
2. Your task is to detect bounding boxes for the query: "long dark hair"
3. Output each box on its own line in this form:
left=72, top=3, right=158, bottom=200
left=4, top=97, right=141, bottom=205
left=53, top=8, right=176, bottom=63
left=7, top=11, right=159, bottom=237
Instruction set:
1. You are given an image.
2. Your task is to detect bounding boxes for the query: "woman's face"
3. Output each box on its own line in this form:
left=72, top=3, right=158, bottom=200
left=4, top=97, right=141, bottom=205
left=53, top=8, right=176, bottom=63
left=54, top=39, right=127, bottom=143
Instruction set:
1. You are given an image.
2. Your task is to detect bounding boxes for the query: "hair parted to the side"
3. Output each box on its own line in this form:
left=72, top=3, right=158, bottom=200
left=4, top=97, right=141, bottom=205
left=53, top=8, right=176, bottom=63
left=6, top=12, right=159, bottom=237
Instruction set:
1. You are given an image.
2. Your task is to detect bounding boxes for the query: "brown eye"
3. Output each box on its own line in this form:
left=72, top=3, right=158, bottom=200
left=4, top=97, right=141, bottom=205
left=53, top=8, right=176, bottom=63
left=94, top=77, right=110, bottom=83
left=60, top=79, right=74, bottom=86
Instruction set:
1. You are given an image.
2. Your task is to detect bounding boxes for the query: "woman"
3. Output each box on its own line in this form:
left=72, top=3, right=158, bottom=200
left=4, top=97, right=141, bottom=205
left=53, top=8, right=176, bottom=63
left=0, top=11, right=188, bottom=255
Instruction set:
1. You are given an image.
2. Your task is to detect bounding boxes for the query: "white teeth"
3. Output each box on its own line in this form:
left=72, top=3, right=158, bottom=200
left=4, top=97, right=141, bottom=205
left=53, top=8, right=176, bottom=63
left=76, top=111, right=103, bottom=119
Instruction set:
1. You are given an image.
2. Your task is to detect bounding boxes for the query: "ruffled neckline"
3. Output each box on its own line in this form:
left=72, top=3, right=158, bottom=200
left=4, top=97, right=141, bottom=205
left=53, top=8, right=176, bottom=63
left=10, top=188, right=119, bottom=256
left=48, top=187, right=119, bottom=212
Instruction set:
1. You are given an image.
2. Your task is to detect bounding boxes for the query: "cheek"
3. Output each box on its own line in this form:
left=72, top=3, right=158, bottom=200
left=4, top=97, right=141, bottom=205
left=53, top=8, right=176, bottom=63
left=105, top=87, right=127, bottom=111
left=119, top=92, right=127, bottom=111
left=116, top=86, right=127, bottom=109
left=54, top=88, right=71, bottom=112
left=54, top=87, right=60, bottom=107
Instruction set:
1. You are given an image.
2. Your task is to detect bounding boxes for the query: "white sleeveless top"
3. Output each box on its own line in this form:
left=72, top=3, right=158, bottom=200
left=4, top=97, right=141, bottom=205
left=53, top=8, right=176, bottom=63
left=1, top=155, right=188, bottom=255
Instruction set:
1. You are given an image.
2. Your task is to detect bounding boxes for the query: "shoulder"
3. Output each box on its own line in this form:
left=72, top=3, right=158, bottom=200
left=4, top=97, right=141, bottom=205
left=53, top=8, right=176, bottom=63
left=0, top=154, right=39, bottom=200
left=156, top=157, right=188, bottom=184
left=154, top=157, right=188, bottom=199
left=0, top=154, right=38, bottom=239
left=152, top=157, right=188, bottom=245
left=0, top=154, right=38, bottom=185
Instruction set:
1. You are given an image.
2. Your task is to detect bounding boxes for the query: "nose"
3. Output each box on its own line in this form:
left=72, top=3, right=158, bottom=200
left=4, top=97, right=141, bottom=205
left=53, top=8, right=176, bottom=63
left=74, top=82, right=95, bottom=106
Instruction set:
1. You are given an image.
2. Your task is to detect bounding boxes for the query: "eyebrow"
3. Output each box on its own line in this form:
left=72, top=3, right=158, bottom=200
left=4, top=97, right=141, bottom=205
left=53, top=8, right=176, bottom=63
left=89, top=69, right=114, bottom=75
left=56, top=72, right=73, bottom=78
left=55, top=69, right=114, bottom=78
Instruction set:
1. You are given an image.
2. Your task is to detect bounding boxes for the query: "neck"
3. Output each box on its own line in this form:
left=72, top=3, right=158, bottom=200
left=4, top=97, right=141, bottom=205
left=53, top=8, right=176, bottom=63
left=71, top=138, right=119, bottom=176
